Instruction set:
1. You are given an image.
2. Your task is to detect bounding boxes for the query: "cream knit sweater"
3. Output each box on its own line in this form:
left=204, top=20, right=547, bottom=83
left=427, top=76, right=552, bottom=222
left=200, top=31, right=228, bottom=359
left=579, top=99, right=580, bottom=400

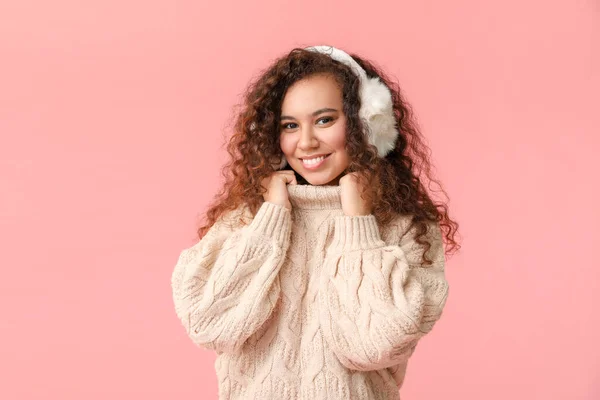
left=171, top=184, right=449, bottom=400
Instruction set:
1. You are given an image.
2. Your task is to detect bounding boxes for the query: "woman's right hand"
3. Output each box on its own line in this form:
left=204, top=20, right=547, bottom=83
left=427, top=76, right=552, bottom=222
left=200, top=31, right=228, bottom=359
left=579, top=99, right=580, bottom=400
left=260, top=171, right=297, bottom=210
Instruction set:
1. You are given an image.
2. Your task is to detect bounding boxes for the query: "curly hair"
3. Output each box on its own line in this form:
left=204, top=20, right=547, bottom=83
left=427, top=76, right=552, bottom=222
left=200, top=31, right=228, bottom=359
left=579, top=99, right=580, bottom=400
left=197, top=47, right=461, bottom=265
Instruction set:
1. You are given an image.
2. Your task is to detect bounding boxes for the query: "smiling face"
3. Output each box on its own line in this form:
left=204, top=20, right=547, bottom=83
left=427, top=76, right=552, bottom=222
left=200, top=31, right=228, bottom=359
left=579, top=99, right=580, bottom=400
left=279, top=74, right=350, bottom=186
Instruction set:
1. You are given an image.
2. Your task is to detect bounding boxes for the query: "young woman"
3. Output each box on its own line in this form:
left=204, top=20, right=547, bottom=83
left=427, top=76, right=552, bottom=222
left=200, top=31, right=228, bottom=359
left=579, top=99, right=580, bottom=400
left=171, top=45, right=460, bottom=400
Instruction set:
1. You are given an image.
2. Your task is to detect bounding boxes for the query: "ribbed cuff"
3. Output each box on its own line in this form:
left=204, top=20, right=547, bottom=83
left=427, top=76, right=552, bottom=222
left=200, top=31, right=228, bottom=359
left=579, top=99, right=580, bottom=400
left=248, top=201, right=292, bottom=245
left=330, top=214, right=384, bottom=251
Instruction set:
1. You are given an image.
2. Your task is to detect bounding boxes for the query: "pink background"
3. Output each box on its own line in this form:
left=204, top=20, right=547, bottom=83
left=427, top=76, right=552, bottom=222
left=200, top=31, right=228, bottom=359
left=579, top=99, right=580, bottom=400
left=1, top=0, right=598, bottom=399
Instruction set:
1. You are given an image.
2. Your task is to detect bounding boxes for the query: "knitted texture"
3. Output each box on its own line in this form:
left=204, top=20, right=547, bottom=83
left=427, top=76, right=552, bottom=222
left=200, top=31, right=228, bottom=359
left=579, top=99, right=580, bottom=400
left=171, top=184, right=449, bottom=399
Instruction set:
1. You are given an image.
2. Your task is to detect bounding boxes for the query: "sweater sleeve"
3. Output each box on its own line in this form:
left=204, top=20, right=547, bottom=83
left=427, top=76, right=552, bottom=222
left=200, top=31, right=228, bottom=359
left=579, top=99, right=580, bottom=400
left=318, top=214, right=449, bottom=371
left=171, top=201, right=292, bottom=354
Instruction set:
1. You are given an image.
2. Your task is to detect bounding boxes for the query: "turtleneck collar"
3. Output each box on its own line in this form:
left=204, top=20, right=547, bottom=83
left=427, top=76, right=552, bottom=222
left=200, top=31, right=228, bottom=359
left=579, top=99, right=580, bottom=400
left=287, top=184, right=342, bottom=210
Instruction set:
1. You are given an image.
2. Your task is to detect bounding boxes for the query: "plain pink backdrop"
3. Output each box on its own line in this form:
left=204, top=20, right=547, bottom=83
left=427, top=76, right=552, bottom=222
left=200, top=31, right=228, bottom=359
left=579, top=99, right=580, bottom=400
left=1, top=0, right=598, bottom=399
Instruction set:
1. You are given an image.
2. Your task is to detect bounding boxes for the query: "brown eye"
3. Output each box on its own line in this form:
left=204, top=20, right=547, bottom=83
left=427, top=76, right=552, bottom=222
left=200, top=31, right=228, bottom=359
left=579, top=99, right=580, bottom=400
left=282, top=123, right=298, bottom=130
left=316, top=117, right=333, bottom=125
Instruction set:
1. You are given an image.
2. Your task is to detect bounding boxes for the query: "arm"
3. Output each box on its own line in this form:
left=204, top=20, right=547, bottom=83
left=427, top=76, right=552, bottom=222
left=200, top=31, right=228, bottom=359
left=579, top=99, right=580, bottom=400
left=318, top=214, right=449, bottom=371
left=171, top=201, right=291, bottom=354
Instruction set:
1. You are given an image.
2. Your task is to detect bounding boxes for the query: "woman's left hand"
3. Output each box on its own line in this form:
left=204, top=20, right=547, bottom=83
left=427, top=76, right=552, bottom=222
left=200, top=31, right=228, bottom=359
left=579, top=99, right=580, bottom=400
left=339, top=172, right=374, bottom=216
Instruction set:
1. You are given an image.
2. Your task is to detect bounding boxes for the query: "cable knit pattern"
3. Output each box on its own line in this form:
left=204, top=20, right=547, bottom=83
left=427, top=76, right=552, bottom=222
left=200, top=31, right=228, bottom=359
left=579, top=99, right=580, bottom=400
left=171, top=184, right=449, bottom=399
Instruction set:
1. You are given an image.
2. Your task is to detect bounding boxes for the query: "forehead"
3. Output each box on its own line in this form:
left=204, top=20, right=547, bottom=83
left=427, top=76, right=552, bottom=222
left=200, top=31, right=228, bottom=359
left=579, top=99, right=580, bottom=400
left=281, top=74, right=343, bottom=113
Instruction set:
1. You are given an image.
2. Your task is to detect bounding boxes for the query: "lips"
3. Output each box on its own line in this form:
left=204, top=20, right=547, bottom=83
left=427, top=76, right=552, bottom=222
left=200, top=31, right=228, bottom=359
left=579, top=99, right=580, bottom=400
left=300, top=154, right=331, bottom=169
left=300, top=153, right=331, bottom=160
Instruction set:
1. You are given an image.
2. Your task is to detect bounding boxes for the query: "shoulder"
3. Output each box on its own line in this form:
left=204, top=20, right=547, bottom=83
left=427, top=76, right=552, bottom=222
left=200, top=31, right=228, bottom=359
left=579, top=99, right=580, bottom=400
left=219, top=204, right=254, bottom=228
left=203, top=204, right=254, bottom=240
left=381, top=214, right=445, bottom=266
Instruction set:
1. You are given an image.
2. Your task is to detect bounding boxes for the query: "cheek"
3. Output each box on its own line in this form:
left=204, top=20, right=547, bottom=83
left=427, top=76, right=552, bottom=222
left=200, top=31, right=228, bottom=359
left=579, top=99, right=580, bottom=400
left=279, top=135, right=293, bottom=155
left=329, top=124, right=347, bottom=151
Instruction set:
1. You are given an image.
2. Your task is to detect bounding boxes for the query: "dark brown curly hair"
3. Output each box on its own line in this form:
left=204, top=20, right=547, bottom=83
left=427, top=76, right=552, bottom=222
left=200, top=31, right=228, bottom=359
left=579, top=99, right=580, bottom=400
left=197, top=47, right=461, bottom=265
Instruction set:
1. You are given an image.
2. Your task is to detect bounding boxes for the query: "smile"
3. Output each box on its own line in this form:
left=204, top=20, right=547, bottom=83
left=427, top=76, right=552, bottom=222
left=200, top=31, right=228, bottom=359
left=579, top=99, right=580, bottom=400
left=300, top=154, right=331, bottom=170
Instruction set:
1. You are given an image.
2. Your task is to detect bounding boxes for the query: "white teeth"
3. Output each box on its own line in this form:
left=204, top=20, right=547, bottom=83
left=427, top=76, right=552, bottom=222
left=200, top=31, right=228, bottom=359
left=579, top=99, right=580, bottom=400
left=302, top=156, right=326, bottom=165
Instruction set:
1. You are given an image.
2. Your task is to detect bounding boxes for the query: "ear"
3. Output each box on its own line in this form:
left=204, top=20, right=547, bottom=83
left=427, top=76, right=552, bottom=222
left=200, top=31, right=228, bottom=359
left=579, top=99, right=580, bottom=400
left=358, top=77, right=399, bottom=157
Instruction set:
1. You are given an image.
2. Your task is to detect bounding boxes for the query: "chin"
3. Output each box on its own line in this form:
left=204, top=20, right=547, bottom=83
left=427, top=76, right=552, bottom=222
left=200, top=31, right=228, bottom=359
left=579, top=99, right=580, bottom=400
left=299, top=172, right=341, bottom=186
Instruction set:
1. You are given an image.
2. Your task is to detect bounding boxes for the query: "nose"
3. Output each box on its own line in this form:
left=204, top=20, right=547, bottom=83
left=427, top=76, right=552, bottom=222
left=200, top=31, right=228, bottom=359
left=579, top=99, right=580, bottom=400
left=297, top=125, right=319, bottom=150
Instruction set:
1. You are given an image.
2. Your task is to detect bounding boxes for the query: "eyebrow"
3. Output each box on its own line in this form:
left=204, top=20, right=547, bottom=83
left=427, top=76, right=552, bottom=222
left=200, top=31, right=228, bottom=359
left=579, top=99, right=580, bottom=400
left=280, top=108, right=338, bottom=121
